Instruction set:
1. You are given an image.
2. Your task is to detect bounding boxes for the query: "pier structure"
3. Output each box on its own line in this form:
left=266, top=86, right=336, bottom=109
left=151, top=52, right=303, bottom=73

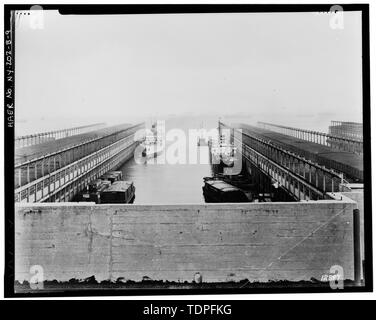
left=15, top=123, right=106, bottom=148
left=14, top=123, right=144, bottom=203
left=258, top=121, right=363, bottom=154
left=12, top=120, right=365, bottom=289
left=219, top=121, right=363, bottom=201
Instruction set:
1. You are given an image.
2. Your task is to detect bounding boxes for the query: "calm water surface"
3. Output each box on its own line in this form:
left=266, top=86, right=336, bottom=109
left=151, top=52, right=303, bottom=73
left=118, top=117, right=215, bottom=204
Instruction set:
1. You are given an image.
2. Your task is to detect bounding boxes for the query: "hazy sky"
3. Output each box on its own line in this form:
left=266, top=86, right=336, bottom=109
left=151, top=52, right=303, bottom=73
left=15, top=10, right=363, bottom=131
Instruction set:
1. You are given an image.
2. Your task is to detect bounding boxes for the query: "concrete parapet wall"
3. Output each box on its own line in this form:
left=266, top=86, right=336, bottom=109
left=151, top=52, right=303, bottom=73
left=15, top=199, right=356, bottom=284
left=340, top=191, right=364, bottom=270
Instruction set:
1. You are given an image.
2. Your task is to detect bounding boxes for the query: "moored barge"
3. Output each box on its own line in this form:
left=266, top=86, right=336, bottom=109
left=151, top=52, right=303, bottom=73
left=203, top=178, right=251, bottom=203
left=79, top=179, right=111, bottom=204
left=100, top=181, right=135, bottom=204
left=77, top=170, right=135, bottom=204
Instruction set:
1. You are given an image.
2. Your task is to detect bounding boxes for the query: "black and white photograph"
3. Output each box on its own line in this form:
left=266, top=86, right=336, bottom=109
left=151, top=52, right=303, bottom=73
left=2, top=3, right=373, bottom=301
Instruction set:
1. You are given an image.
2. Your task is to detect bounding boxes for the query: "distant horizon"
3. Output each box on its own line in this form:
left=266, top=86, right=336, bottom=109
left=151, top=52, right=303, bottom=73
left=14, top=111, right=362, bottom=137
left=15, top=10, right=363, bottom=135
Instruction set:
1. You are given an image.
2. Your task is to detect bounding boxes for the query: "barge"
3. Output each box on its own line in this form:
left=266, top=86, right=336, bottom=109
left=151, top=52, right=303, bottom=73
left=77, top=170, right=135, bottom=204
left=100, top=171, right=123, bottom=184
left=203, top=178, right=251, bottom=203
left=79, top=179, right=111, bottom=204
left=100, top=181, right=135, bottom=204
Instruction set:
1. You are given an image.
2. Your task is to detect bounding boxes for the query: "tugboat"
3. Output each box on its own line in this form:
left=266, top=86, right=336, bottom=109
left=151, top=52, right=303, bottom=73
left=140, top=129, right=164, bottom=159
left=141, top=141, right=164, bottom=158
